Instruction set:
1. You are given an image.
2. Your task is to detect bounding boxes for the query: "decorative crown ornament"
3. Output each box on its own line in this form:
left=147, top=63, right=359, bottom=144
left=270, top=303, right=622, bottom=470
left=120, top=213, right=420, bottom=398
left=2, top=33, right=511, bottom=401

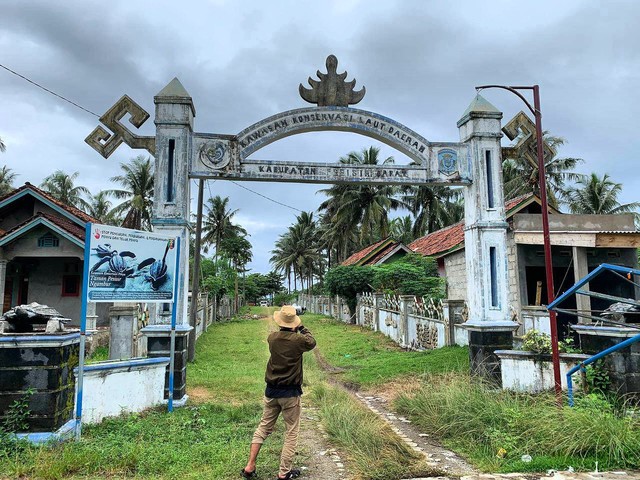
left=299, top=55, right=365, bottom=107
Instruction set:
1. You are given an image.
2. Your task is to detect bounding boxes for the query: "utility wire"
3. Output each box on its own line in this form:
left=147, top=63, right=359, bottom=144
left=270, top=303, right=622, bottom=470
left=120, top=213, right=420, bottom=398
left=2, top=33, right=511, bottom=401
left=230, top=180, right=302, bottom=213
left=0, top=63, right=100, bottom=117
left=1, top=63, right=304, bottom=214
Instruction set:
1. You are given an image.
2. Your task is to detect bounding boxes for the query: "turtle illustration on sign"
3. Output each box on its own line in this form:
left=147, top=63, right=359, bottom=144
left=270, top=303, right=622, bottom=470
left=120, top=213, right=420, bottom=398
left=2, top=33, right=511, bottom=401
left=137, top=240, right=174, bottom=290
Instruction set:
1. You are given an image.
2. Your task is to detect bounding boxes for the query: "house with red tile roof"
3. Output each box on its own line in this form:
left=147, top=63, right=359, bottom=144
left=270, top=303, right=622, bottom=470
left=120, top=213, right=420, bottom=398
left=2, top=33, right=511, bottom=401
left=341, top=237, right=412, bottom=267
left=0, top=183, right=110, bottom=326
left=408, top=193, right=640, bottom=335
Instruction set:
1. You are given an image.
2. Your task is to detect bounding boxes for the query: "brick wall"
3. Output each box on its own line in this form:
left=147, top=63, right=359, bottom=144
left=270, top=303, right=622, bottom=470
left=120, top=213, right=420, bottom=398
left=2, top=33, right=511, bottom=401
left=444, top=250, right=467, bottom=300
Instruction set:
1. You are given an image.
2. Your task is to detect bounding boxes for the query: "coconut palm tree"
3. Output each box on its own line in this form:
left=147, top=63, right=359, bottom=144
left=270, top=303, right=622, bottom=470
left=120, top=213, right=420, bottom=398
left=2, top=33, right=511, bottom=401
left=0, top=166, right=17, bottom=196
left=400, top=183, right=463, bottom=238
left=108, top=155, right=154, bottom=230
left=0, top=137, right=6, bottom=153
left=390, top=215, right=415, bottom=244
left=502, top=134, right=584, bottom=208
left=219, top=232, right=253, bottom=310
left=201, top=195, right=244, bottom=255
left=564, top=173, right=640, bottom=215
left=84, top=190, right=121, bottom=225
left=318, top=146, right=400, bottom=253
left=40, top=170, right=90, bottom=210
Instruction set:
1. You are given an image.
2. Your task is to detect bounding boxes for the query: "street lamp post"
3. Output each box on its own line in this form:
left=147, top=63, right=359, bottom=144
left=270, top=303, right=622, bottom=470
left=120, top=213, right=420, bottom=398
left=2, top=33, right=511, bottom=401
left=476, top=85, right=563, bottom=403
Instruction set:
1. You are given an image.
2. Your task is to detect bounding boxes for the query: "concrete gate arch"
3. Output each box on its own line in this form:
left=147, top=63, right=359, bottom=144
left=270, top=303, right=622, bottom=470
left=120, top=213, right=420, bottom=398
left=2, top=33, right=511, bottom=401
left=87, top=56, right=518, bottom=379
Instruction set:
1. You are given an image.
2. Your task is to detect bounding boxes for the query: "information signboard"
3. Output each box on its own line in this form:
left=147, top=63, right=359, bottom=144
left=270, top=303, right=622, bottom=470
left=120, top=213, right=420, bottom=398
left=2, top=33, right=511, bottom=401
left=85, top=224, right=178, bottom=303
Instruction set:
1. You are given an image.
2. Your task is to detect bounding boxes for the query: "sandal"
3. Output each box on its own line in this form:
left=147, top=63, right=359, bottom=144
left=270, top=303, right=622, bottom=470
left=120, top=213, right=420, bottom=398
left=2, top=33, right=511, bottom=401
left=276, top=468, right=301, bottom=479
left=241, top=468, right=257, bottom=479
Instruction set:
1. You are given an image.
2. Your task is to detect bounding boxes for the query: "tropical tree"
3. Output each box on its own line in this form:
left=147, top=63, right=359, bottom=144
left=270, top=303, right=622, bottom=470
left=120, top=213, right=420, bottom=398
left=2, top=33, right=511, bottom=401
left=400, top=183, right=463, bottom=238
left=318, top=147, right=400, bottom=260
left=270, top=212, right=323, bottom=293
left=108, top=155, right=154, bottom=230
left=202, top=195, right=241, bottom=255
left=389, top=215, right=415, bottom=244
left=0, top=166, right=17, bottom=196
left=502, top=134, right=584, bottom=208
left=40, top=170, right=90, bottom=210
left=84, top=191, right=121, bottom=225
left=219, top=232, right=253, bottom=310
left=0, top=137, right=6, bottom=152
left=564, top=173, right=640, bottom=215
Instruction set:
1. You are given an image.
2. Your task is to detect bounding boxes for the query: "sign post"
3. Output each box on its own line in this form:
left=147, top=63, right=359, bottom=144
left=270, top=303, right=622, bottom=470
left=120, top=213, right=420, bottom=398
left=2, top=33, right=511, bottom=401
left=76, top=223, right=180, bottom=439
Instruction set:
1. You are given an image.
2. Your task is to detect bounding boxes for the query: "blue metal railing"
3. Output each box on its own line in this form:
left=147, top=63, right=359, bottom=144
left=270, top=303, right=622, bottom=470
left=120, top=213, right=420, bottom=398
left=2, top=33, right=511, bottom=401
left=565, top=332, right=640, bottom=406
left=548, top=263, right=640, bottom=406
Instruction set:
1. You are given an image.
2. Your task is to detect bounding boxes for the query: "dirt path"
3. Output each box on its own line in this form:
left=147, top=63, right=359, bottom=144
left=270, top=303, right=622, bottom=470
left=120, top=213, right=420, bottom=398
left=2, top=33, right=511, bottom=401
left=354, top=391, right=476, bottom=477
left=297, top=404, right=352, bottom=480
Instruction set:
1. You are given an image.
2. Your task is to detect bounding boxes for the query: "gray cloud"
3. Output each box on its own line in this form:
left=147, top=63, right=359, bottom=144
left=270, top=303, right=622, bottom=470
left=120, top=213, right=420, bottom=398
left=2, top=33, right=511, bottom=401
left=1, top=0, right=639, bottom=273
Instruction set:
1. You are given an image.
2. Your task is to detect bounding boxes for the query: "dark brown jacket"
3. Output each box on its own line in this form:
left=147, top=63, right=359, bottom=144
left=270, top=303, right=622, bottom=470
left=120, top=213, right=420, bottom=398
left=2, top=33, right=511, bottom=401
left=265, top=326, right=316, bottom=388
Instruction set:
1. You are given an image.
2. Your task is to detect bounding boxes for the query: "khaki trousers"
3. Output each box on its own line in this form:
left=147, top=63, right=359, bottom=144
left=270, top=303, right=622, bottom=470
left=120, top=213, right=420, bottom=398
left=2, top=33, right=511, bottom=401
left=251, top=395, right=301, bottom=477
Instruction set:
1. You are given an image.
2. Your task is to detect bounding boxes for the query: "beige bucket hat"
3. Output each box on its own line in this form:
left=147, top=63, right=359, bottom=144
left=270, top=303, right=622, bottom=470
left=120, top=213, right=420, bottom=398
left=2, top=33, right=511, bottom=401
left=274, top=305, right=301, bottom=328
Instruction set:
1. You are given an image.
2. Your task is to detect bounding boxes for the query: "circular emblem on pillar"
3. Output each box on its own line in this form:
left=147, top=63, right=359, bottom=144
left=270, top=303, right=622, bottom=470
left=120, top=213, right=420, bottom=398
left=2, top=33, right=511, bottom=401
left=198, top=142, right=229, bottom=170
left=437, top=148, right=458, bottom=176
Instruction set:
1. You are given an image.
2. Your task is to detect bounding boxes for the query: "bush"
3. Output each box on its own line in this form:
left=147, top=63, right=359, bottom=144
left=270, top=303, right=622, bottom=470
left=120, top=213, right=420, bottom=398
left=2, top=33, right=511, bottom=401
left=325, top=265, right=373, bottom=315
left=273, top=291, right=296, bottom=306
left=520, top=330, right=578, bottom=354
left=372, top=262, right=444, bottom=298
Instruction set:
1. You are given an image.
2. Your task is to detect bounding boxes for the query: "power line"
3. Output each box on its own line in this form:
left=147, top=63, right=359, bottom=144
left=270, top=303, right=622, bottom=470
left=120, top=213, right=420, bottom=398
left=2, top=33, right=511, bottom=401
left=0, top=63, right=101, bottom=117
left=230, top=181, right=302, bottom=213
left=1, top=63, right=304, bottom=215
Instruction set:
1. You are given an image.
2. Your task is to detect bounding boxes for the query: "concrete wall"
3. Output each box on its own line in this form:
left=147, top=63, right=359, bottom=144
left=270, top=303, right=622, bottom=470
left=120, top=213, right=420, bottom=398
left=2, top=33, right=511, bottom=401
left=25, top=257, right=81, bottom=322
left=74, top=357, right=169, bottom=424
left=506, top=232, right=520, bottom=315
left=444, top=250, right=466, bottom=300
left=3, top=224, right=83, bottom=260
left=496, top=350, right=589, bottom=393
left=300, top=293, right=468, bottom=349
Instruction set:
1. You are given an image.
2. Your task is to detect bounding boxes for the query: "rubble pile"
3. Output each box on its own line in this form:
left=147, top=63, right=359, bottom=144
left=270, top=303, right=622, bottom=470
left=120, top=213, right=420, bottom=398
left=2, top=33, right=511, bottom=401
left=0, top=302, right=71, bottom=333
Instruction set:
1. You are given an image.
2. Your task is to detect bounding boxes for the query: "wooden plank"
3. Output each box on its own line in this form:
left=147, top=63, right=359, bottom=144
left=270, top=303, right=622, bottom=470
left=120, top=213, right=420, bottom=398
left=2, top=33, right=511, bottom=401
left=514, top=232, right=595, bottom=247
left=595, top=234, right=640, bottom=248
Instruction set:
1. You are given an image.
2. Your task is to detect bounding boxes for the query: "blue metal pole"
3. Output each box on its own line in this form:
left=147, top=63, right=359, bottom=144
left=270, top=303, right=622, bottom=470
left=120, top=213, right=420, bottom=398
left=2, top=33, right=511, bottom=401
left=566, top=332, right=640, bottom=406
left=75, top=222, right=92, bottom=440
left=168, top=237, right=181, bottom=413
left=549, top=263, right=640, bottom=310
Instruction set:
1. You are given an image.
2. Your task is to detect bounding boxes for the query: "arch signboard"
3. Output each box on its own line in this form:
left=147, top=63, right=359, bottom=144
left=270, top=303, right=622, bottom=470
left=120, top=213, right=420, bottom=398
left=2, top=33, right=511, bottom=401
left=190, top=106, right=470, bottom=185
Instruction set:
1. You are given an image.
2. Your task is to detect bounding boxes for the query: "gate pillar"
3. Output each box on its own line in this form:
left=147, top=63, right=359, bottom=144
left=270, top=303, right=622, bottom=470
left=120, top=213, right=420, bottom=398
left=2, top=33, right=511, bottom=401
left=150, top=77, right=194, bottom=328
left=458, top=95, right=518, bottom=382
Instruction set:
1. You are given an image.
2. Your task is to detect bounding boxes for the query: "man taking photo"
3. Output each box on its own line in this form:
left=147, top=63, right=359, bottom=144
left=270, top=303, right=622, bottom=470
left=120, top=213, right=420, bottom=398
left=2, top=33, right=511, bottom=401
left=241, top=305, right=316, bottom=480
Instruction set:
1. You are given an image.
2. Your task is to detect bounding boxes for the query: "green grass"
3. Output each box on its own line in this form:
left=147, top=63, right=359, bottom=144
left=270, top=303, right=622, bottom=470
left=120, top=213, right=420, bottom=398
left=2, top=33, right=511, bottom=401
left=0, top=309, right=287, bottom=480
left=86, top=345, right=109, bottom=364
left=302, top=314, right=469, bottom=387
left=394, top=373, right=640, bottom=473
left=307, top=381, right=435, bottom=480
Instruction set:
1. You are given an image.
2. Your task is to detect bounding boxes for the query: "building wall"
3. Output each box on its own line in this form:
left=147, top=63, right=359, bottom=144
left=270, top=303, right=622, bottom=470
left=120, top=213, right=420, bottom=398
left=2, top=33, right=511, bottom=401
left=444, top=250, right=467, bottom=300
left=26, top=257, right=82, bottom=322
left=3, top=225, right=83, bottom=260
left=506, top=231, right=520, bottom=315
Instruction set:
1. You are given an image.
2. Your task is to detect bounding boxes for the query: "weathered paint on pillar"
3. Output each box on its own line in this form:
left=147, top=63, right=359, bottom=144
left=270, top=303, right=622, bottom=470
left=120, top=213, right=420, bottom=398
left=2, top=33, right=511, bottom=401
left=152, top=78, right=194, bottom=326
left=458, top=95, right=518, bottom=380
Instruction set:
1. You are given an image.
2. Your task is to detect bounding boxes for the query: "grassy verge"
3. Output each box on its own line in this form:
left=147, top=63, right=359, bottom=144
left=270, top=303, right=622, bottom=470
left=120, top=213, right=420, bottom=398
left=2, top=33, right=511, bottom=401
left=394, top=373, right=640, bottom=473
left=302, top=314, right=469, bottom=387
left=0, top=308, right=284, bottom=480
left=307, top=380, right=434, bottom=480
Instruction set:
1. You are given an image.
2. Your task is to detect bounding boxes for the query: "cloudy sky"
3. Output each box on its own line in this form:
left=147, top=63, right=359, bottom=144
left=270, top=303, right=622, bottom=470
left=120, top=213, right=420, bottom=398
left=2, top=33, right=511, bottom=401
left=1, top=0, right=639, bottom=273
